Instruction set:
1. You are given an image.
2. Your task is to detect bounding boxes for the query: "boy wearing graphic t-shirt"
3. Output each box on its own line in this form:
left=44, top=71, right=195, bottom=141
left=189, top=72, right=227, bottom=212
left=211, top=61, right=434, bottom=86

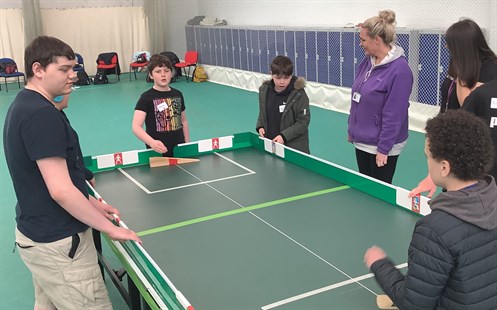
left=132, top=54, right=190, bottom=156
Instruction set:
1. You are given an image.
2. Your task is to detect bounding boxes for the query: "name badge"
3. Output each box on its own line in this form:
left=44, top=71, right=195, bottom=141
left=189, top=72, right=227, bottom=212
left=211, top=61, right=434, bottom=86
left=157, top=102, right=167, bottom=112
left=352, top=92, right=361, bottom=103
left=279, top=105, right=285, bottom=113
left=491, top=97, right=497, bottom=109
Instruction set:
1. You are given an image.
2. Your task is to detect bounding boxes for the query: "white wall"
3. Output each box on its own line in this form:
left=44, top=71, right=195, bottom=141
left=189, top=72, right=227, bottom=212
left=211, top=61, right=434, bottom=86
left=195, top=0, right=497, bottom=51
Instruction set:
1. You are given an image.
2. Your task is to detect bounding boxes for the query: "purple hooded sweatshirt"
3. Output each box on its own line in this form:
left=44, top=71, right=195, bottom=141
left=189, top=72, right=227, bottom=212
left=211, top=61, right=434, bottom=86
left=348, top=45, right=413, bottom=155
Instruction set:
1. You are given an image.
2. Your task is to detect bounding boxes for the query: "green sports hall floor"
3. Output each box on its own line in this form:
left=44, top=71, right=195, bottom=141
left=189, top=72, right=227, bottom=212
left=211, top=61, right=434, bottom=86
left=0, top=73, right=429, bottom=309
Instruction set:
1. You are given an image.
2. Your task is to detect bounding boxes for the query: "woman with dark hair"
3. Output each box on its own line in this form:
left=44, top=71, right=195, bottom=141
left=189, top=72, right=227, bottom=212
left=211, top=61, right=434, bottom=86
left=410, top=19, right=497, bottom=197
left=445, top=19, right=497, bottom=105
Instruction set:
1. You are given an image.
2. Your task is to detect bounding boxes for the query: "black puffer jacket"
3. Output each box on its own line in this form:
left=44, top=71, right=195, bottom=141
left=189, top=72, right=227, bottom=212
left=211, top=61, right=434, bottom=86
left=371, top=176, right=497, bottom=310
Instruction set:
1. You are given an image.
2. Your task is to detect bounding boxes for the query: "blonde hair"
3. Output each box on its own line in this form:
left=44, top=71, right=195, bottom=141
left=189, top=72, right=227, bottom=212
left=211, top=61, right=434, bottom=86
left=362, top=10, right=397, bottom=44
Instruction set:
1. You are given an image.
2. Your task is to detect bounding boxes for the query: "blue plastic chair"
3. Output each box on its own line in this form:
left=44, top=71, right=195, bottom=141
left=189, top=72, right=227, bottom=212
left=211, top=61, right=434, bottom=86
left=0, top=58, right=25, bottom=92
left=73, top=53, right=85, bottom=72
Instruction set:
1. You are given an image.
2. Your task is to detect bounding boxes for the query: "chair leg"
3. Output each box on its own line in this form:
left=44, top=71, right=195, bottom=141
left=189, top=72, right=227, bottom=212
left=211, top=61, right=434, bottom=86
left=129, top=66, right=132, bottom=82
left=5, top=78, right=8, bottom=92
left=184, top=68, right=189, bottom=83
left=17, top=76, right=21, bottom=89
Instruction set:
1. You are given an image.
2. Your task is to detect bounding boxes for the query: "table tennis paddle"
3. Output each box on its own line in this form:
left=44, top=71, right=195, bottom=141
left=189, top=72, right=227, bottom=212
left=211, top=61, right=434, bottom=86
left=377, top=295, right=398, bottom=309
left=149, top=156, right=200, bottom=167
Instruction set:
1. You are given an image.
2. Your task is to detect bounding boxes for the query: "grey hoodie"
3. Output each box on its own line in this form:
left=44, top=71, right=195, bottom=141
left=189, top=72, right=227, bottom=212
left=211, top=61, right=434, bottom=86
left=429, top=175, right=497, bottom=230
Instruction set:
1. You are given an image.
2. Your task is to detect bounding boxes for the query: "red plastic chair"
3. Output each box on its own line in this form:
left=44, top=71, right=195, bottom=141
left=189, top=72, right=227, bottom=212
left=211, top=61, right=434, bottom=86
left=96, top=52, right=120, bottom=82
left=175, top=51, right=198, bottom=83
left=129, top=62, right=148, bottom=81
left=129, top=53, right=148, bottom=81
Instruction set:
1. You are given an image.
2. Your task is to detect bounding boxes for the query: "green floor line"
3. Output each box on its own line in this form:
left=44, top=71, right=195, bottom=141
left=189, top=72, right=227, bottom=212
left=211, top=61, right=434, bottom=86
left=137, top=185, right=351, bottom=236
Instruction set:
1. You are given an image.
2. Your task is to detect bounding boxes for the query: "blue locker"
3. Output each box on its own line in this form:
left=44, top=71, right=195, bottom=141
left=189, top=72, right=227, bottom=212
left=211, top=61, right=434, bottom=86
left=218, top=28, right=225, bottom=67
left=232, top=29, right=241, bottom=69
left=259, top=30, right=269, bottom=73
left=305, top=31, right=317, bottom=82
left=328, top=31, right=341, bottom=86
left=194, top=27, right=202, bottom=63
left=294, top=31, right=306, bottom=77
left=397, top=33, right=410, bottom=60
left=224, top=28, right=234, bottom=68
left=208, top=28, right=216, bottom=66
left=341, top=31, right=355, bottom=87
left=200, top=27, right=211, bottom=65
left=250, top=30, right=260, bottom=73
left=276, top=30, right=285, bottom=57
left=239, top=29, right=249, bottom=71
left=267, top=30, right=277, bottom=64
left=215, top=28, right=222, bottom=66
left=185, top=26, right=195, bottom=52
left=246, top=30, right=252, bottom=71
left=354, top=30, right=366, bottom=77
left=439, top=35, right=450, bottom=91
left=284, top=31, right=295, bottom=66
left=316, top=31, right=329, bottom=84
left=418, top=33, right=440, bottom=105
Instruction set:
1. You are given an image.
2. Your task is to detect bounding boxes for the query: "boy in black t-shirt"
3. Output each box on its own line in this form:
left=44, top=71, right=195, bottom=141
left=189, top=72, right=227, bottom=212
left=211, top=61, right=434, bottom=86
left=132, top=54, right=190, bottom=157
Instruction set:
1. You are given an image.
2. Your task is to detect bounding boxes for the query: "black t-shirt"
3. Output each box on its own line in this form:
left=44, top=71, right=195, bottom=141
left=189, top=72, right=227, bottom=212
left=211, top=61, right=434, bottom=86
left=265, top=77, right=296, bottom=140
left=463, top=79, right=497, bottom=179
left=3, top=89, right=88, bottom=242
left=440, top=59, right=497, bottom=113
left=135, top=87, right=186, bottom=156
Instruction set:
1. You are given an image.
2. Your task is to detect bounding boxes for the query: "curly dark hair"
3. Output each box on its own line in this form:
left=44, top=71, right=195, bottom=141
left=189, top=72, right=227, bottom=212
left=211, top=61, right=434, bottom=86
left=425, top=110, right=494, bottom=180
left=147, top=54, right=173, bottom=72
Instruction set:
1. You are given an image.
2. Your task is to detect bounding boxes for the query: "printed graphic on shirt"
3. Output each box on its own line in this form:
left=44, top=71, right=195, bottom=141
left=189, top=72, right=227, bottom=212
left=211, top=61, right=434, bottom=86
left=153, top=97, right=182, bottom=132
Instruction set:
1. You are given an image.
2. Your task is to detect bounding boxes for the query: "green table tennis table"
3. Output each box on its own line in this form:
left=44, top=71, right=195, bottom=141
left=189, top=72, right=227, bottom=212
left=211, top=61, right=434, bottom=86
left=85, top=132, right=430, bottom=310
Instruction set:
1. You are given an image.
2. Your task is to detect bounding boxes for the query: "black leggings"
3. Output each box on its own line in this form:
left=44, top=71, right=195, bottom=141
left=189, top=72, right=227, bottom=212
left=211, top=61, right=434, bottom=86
left=355, top=148, right=399, bottom=184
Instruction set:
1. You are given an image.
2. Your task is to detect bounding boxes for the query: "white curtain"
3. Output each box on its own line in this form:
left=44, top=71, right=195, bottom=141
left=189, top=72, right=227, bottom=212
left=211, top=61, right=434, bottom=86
left=42, top=6, right=148, bottom=75
left=0, top=6, right=149, bottom=76
left=144, top=0, right=168, bottom=54
left=0, top=9, right=25, bottom=70
left=22, top=0, right=43, bottom=46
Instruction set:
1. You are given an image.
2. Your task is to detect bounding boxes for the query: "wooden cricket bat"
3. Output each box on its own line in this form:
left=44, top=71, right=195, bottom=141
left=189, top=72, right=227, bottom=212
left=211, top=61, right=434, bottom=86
left=377, top=295, right=398, bottom=309
left=149, top=157, right=200, bottom=168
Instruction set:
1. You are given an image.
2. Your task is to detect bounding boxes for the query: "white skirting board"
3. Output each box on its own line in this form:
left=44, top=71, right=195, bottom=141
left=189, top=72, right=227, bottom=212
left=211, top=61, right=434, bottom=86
left=200, top=64, right=439, bottom=133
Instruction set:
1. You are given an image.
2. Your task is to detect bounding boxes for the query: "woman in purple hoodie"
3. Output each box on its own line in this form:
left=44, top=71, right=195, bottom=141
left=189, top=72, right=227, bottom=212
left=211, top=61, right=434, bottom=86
left=348, top=10, right=413, bottom=184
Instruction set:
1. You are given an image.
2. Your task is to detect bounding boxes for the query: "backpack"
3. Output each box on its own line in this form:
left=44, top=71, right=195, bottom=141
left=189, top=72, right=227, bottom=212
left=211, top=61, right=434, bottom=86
left=74, top=70, right=91, bottom=86
left=93, top=70, right=108, bottom=85
left=136, top=53, right=147, bottom=63
left=192, top=66, right=207, bottom=82
left=0, top=61, right=17, bottom=74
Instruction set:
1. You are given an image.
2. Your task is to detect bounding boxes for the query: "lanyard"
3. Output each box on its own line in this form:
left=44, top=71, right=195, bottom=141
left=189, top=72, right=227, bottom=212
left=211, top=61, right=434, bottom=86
left=446, top=78, right=456, bottom=105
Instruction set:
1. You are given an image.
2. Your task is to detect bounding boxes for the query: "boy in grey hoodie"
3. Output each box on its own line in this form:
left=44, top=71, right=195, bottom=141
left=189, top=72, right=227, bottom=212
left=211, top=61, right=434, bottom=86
left=364, top=110, right=497, bottom=310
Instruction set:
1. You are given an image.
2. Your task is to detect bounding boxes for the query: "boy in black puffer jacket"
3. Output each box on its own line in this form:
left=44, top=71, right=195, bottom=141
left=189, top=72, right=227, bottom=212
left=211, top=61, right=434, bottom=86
left=365, top=110, right=497, bottom=310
